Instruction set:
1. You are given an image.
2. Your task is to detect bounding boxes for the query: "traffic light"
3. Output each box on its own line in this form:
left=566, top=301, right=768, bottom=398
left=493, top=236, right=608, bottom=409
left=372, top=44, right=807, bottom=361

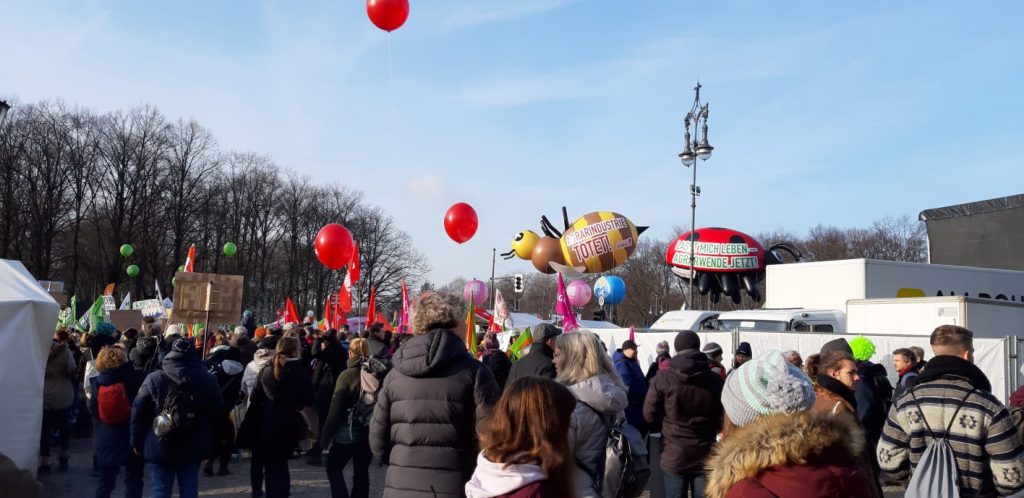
left=593, top=309, right=605, bottom=321
left=514, top=274, right=524, bottom=293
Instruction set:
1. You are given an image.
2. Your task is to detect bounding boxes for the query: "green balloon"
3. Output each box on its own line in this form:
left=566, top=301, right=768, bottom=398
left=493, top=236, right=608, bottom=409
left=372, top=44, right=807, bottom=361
left=120, top=244, right=134, bottom=258
left=177, top=265, right=185, bottom=273
left=126, top=264, right=140, bottom=277
left=172, top=277, right=176, bottom=287
left=223, top=242, right=237, bottom=257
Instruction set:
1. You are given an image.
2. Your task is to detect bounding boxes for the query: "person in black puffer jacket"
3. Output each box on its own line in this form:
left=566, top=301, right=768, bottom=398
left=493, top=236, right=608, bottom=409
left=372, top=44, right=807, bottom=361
left=203, top=333, right=244, bottom=477
left=506, top=324, right=562, bottom=385
left=480, top=335, right=512, bottom=391
left=370, top=292, right=500, bottom=498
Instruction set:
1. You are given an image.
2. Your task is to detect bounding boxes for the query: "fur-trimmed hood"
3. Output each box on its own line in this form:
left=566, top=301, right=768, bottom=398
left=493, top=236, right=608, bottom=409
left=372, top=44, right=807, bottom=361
left=705, top=411, right=869, bottom=498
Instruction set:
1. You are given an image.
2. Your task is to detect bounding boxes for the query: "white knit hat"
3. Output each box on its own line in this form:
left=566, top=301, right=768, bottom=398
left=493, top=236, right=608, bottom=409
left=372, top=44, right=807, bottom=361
left=721, top=349, right=816, bottom=427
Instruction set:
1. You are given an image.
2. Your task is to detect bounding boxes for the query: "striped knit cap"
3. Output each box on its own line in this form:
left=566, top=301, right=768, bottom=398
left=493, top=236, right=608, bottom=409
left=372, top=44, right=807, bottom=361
left=722, top=349, right=816, bottom=427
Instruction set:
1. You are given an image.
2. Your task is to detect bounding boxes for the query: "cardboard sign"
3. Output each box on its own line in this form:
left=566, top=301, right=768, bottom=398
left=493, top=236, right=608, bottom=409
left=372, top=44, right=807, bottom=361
left=171, top=272, right=244, bottom=326
left=102, top=295, right=117, bottom=312
left=132, top=299, right=167, bottom=318
left=108, top=310, right=143, bottom=333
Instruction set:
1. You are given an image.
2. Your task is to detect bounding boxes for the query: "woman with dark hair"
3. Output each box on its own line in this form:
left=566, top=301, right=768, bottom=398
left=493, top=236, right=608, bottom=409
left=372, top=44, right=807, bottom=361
left=465, top=376, right=577, bottom=498
left=244, top=336, right=318, bottom=498
left=40, top=329, right=77, bottom=473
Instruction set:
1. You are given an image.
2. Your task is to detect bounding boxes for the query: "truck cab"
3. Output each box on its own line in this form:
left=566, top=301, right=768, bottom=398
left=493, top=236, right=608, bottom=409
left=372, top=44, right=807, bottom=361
left=715, top=308, right=844, bottom=333
left=648, top=310, right=720, bottom=332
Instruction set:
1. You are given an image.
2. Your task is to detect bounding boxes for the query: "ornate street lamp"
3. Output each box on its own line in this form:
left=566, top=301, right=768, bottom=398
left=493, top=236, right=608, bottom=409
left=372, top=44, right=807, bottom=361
left=678, top=82, right=713, bottom=307
left=0, top=101, right=10, bottom=126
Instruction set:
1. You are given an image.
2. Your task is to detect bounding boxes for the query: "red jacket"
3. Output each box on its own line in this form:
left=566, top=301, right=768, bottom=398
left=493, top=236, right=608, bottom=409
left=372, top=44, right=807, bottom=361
left=705, top=411, right=873, bottom=498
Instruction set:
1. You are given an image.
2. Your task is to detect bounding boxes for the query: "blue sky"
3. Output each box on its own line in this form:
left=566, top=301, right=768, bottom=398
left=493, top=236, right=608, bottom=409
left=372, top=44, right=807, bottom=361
left=3, top=1, right=1023, bottom=286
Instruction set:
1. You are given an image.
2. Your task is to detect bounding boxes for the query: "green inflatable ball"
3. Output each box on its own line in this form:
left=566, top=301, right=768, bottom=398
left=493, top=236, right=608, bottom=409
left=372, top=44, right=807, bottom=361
left=120, top=244, right=134, bottom=258
left=223, top=242, right=237, bottom=257
left=177, top=265, right=185, bottom=273
left=172, top=277, right=176, bottom=287
left=126, top=264, right=140, bottom=277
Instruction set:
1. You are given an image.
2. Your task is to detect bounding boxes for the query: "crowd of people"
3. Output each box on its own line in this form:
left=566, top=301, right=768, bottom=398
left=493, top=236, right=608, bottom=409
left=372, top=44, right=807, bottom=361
left=35, top=294, right=1024, bottom=498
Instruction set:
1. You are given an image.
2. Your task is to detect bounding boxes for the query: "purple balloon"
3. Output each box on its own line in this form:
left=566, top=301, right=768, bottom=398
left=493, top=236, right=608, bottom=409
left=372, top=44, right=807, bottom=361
left=566, top=279, right=592, bottom=307
left=464, top=279, right=488, bottom=306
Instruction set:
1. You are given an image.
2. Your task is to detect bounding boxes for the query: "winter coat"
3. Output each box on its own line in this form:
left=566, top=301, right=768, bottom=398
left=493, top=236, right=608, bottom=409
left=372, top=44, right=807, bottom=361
left=855, top=361, right=892, bottom=449
left=481, top=348, right=513, bottom=391
left=506, top=343, right=556, bottom=385
left=705, top=411, right=873, bottom=498
left=130, top=336, right=160, bottom=373
left=1011, top=384, right=1024, bottom=409
left=644, top=353, right=670, bottom=383
left=812, top=376, right=883, bottom=498
left=88, top=363, right=146, bottom=467
left=320, top=356, right=367, bottom=447
left=241, top=314, right=257, bottom=338
left=642, top=350, right=724, bottom=474
left=464, top=453, right=558, bottom=498
left=43, top=343, right=77, bottom=410
left=229, top=334, right=257, bottom=367
left=709, top=359, right=727, bottom=380
left=205, top=346, right=245, bottom=410
left=247, top=358, right=316, bottom=459
left=367, top=335, right=390, bottom=359
left=129, top=350, right=223, bottom=465
left=369, top=329, right=500, bottom=498
left=612, top=349, right=648, bottom=433
left=877, top=355, right=1024, bottom=497
left=566, top=373, right=628, bottom=498
left=241, top=348, right=275, bottom=408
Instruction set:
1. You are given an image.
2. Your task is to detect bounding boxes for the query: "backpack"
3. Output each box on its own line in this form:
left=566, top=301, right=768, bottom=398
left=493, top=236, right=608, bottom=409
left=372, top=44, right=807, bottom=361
left=904, top=387, right=976, bottom=498
left=578, top=403, right=651, bottom=498
left=152, top=373, right=198, bottom=441
left=97, top=382, right=132, bottom=425
left=351, top=356, right=389, bottom=427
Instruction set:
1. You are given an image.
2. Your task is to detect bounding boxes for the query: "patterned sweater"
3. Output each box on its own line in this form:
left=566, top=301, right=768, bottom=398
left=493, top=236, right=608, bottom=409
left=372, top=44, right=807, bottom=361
left=877, top=356, right=1024, bottom=496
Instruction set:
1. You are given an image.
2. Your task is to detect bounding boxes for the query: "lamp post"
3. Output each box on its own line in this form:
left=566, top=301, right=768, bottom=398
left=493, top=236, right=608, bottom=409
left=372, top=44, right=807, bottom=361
left=678, top=82, right=713, bottom=308
left=0, top=101, right=10, bottom=126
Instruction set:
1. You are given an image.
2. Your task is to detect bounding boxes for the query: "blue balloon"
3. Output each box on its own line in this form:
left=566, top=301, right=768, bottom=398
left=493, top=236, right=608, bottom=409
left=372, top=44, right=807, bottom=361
left=593, top=276, right=626, bottom=305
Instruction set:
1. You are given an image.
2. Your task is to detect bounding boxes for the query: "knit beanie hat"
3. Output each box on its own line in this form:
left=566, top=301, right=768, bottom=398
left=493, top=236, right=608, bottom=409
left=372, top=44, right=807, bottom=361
left=702, top=342, right=723, bottom=357
left=849, top=336, right=876, bottom=362
left=656, top=341, right=670, bottom=355
left=674, top=330, right=700, bottom=353
left=721, top=350, right=816, bottom=427
left=820, top=338, right=852, bottom=356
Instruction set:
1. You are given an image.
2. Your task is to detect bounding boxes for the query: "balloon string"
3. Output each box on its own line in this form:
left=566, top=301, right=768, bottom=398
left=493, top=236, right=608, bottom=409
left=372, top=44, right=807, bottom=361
left=388, top=32, right=395, bottom=124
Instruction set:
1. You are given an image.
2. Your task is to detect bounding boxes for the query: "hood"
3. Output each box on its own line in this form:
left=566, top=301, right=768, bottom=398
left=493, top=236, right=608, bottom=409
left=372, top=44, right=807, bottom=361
left=160, top=351, right=208, bottom=384
left=135, top=336, right=158, bottom=356
left=48, top=342, right=68, bottom=361
left=916, top=355, right=992, bottom=392
left=220, top=359, right=244, bottom=376
left=254, top=348, right=275, bottom=361
left=393, top=329, right=469, bottom=378
left=705, top=411, right=864, bottom=498
left=209, top=345, right=231, bottom=356
left=567, top=373, right=628, bottom=415
left=96, top=362, right=135, bottom=386
left=464, top=453, right=547, bottom=498
left=229, top=335, right=251, bottom=348
left=857, top=361, right=886, bottom=378
left=668, top=349, right=712, bottom=377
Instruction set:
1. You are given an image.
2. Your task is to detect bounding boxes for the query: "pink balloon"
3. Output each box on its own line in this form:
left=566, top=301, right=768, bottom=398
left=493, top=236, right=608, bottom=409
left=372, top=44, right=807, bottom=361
left=566, top=279, right=592, bottom=307
left=464, top=279, right=488, bottom=307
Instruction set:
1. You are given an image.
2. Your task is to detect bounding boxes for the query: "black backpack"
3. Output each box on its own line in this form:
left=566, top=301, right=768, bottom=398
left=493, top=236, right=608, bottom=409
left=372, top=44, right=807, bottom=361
left=154, top=373, right=198, bottom=441
left=577, top=403, right=651, bottom=498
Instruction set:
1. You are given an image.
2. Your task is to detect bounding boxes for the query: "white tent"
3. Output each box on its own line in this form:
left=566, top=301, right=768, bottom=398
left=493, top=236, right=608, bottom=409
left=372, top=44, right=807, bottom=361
left=0, top=260, right=60, bottom=472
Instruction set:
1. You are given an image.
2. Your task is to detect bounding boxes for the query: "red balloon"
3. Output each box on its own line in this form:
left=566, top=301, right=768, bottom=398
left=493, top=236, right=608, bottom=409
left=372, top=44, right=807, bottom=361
left=315, top=223, right=356, bottom=270
left=444, top=203, right=478, bottom=244
left=367, top=0, right=409, bottom=32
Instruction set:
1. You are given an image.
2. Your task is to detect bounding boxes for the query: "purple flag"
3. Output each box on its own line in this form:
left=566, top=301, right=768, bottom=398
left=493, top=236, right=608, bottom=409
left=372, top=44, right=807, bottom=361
left=400, top=278, right=410, bottom=334
left=556, top=273, right=580, bottom=332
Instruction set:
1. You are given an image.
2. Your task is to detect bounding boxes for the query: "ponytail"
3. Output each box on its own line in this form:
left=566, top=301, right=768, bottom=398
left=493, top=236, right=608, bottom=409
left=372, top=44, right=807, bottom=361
left=273, top=336, right=300, bottom=380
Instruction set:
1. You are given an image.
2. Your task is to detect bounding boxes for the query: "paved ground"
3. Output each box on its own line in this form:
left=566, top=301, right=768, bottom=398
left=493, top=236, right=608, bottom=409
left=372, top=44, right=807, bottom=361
left=40, top=437, right=905, bottom=497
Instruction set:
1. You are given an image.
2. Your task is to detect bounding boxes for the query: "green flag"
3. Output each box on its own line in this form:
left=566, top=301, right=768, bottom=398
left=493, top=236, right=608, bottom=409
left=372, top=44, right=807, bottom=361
left=81, top=296, right=104, bottom=333
left=56, top=295, right=77, bottom=330
left=508, top=327, right=533, bottom=360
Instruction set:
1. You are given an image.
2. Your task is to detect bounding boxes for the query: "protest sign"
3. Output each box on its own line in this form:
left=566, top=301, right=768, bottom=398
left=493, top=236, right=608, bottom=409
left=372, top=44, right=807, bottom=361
left=171, top=272, right=244, bottom=326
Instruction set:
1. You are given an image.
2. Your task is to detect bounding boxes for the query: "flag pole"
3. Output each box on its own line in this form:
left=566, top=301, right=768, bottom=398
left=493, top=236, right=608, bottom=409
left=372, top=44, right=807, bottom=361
left=203, top=281, right=212, bottom=359
left=490, top=248, right=496, bottom=312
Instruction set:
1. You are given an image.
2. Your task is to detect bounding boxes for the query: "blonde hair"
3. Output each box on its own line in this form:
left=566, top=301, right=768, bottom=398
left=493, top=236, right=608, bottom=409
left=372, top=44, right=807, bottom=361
left=95, top=346, right=128, bottom=373
left=349, top=338, right=368, bottom=358
left=410, top=292, right=465, bottom=335
left=554, top=331, right=625, bottom=389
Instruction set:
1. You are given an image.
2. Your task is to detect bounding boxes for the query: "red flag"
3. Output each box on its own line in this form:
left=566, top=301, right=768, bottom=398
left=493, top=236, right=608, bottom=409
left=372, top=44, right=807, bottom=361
left=365, top=288, right=376, bottom=330
left=629, top=325, right=636, bottom=342
left=348, top=244, right=360, bottom=284
left=285, top=297, right=300, bottom=324
left=324, top=295, right=334, bottom=329
left=400, top=278, right=410, bottom=334
left=184, top=244, right=196, bottom=273
left=338, top=283, right=352, bottom=313
left=376, top=312, right=393, bottom=332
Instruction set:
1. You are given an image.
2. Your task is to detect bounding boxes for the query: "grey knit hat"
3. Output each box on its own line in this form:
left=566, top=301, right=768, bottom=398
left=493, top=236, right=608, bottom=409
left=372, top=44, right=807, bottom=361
left=721, top=350, right=816, bottom=427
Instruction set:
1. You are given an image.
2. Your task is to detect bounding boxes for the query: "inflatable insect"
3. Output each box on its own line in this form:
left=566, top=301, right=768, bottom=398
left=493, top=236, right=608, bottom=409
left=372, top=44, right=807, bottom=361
left=502, top=207, right=647, bottom=274
left=665, top=227, right=801, bottom=303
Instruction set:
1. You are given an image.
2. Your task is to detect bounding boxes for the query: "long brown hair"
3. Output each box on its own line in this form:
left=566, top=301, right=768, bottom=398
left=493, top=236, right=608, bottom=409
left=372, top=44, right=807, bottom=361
left=480, top=377, right=577, bottom=497
left=272, top=336, right=300, bottom=380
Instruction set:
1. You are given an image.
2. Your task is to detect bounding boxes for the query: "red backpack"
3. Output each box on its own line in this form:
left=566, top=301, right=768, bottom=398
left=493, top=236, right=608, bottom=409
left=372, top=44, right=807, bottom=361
left=98, top=383, right=132, bottom=425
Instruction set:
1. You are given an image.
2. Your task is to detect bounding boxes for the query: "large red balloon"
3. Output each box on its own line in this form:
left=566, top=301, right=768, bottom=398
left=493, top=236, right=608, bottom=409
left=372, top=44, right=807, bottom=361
left=444, top=203, right=478, bottom=244
left=367, top=0, right=409, bottom=32
left=315, top=223, right=356, bottom=270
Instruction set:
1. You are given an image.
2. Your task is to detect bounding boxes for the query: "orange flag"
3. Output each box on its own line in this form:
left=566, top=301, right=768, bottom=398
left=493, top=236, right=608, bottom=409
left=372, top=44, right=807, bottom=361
left=285, top=297, right=300, bottom=324
left=365, top=288, right=376, bottom=331
left=184, top=244, right=196, bottom=273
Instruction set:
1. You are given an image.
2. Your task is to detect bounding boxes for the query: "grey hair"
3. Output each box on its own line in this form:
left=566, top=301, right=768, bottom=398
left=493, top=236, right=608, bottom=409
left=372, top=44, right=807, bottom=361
left=233, top=326, right=248, bottom=338
left=411, top=292, right=465, bottom=335
left=554, top=331, right=625, bottom=389
left=165, top=324, right=182, bottom=337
